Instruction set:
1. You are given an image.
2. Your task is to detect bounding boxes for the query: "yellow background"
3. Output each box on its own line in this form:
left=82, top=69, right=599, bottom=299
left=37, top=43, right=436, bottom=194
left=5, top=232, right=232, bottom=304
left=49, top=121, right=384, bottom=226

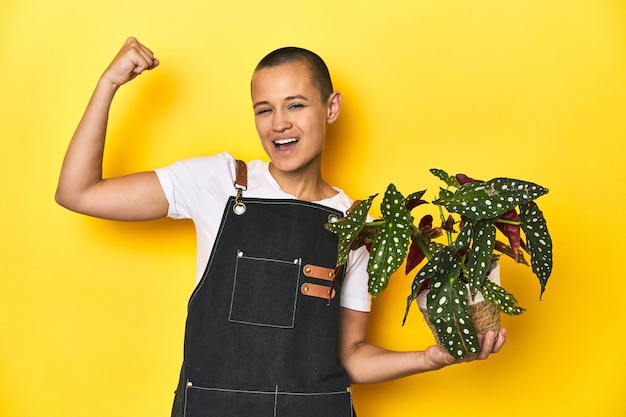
left=1, top=1, right=625, bottom=416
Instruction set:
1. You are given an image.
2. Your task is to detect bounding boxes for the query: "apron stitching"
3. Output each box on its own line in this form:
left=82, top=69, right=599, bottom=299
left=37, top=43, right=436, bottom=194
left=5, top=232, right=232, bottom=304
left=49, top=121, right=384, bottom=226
left=350, top=389, right=354, bottom=417
left=187, top=198, right=236, bottom=306
left=183, top=381, right=189, bottom=417
left=228, top=253, right=301, bottom=329
left=273, top=385, right=279, bottom=417
left=236, top=254, right=301, bottom=263
left=186, top=385, right=350, bottom=396
left=252, top=199, right=343, bottom=213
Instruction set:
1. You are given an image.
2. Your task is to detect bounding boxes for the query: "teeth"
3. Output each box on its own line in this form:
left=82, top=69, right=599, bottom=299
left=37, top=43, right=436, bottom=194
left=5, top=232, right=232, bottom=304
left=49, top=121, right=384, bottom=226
left=274, top=138, right=298, bottom=145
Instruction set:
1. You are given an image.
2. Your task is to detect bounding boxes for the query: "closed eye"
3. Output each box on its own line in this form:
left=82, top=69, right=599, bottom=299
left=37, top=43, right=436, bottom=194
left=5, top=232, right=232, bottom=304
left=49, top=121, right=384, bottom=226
left=255, top=108, right=272, bottom=115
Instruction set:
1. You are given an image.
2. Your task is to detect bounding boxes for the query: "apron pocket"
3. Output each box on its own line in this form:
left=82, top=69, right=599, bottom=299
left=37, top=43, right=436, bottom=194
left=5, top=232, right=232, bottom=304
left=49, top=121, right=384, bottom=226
left=184, top=382, right=353, bottom=417
left=184, top=383, right=275, bottom=417
left=229, top=252, right=301, bottom=328
left=277, top=389, right=353, bottom=417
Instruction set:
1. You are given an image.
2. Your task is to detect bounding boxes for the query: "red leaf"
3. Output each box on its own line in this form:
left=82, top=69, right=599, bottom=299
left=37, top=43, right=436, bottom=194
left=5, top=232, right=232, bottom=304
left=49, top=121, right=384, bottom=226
left=418, top=215, right=443, bottom=239
left=405, top=239, right=426, bottom=274
left=405, top=215, right=434, bottom=274
left=442, top=214, right=456, bottom=233
left=495, top=209, right=521, bottom=260
left=405, top=198, right=428, bottom=211
left=419, top=214, right=434, bottom=229
left=456, top=173, right=482, bottom=185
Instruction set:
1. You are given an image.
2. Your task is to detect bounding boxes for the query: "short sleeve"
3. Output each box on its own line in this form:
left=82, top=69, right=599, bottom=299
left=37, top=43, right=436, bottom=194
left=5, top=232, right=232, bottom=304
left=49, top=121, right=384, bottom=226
left=154, top=153, right=235, bottom=219
left=340, top=246, right=372, bottom=312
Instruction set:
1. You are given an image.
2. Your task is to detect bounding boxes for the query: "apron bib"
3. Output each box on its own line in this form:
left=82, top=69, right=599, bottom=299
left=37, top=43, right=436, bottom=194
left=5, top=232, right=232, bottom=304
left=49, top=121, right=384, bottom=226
left=172, top=168, right=354, bottom=417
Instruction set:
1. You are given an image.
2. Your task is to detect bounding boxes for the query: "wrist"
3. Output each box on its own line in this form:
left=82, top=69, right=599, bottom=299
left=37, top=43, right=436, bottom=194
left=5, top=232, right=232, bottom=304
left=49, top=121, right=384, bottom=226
left=97, top=73, right=122, bottom=94
left=421, top=346, right=454, bottom=372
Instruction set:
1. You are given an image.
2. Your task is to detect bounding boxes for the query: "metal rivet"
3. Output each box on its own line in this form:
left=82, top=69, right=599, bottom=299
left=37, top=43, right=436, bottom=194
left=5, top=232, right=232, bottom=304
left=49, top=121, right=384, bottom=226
left=328, top=271, right=335, bottom=278
left=303, top=285, right=309, bottom=293
left=237, top=251, right=244, bottom=257
left=304, top=267, right=312, bottom=274
left=233, top=202, right=246, bottom=215
left=294, top=258, right=301, bottom=265
left=187, top=381, right=193, bottom=387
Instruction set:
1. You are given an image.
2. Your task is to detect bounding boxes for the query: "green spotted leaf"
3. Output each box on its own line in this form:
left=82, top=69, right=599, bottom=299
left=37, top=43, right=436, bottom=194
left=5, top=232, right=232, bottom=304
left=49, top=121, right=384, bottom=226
left=325, top=195, right=376, bottom=267
left=467, top=220, right=497, bottom=298
left=435, top=178, right=549, bottom=220
left=519, top=201, right=553, bottom=298
left=438, top=188, right=454, bottom=201
left=494, top=240, right=529, bottom=265
left=348, top=223, right=379, bottom=251
left=480, top=280, right=525, bottom=315
left=367, top=184, right=412, bottom=296
left=403, top=245, right=453, bottom=324
left=430, top=168, right=460, bottom=188
left=453, top=222, right=474, bottom=251
left=426, top=262, right=479, bottom=359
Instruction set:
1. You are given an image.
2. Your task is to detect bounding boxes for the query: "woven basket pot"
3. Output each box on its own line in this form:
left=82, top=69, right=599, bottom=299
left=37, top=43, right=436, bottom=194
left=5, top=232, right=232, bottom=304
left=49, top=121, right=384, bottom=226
left=417, top=263, right=501, bottom=348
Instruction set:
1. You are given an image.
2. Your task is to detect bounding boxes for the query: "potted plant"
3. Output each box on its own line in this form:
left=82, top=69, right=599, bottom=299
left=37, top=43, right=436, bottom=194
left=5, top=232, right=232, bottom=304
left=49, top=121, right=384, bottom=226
left=325, top=168, right=552, bottom=359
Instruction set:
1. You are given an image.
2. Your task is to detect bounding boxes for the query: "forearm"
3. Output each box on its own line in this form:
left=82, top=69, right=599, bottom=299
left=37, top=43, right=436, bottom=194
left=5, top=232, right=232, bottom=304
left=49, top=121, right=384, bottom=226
left=340, top=343, right=448, bottom=384
left=55, top=78, right=118, bottom=208
left=338, top=307, right=505, bottom=385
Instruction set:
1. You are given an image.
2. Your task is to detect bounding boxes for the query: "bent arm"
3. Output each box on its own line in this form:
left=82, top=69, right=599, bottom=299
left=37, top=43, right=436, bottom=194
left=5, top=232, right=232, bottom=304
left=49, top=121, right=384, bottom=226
left=338, top=307, right=506, bottom=384
left=55, top=37, right=168, bottom=221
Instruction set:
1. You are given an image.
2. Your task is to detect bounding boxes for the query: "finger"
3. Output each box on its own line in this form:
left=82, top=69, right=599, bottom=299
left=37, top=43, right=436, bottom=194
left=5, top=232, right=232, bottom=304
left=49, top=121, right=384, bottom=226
left=477, top=331, right=496, bottom=360
left=130, top=48, right=158, bottom=74
left=122, top=37, right=158, bottom=75
left=134, top=43, right=159, bottom=71
left=492, top=328, right=507, bottom=353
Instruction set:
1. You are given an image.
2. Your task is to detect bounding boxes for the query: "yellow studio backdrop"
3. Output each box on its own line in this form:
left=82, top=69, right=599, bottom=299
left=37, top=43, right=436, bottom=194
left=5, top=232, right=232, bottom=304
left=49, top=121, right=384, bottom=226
left=1, top=0, right=625, bottom=416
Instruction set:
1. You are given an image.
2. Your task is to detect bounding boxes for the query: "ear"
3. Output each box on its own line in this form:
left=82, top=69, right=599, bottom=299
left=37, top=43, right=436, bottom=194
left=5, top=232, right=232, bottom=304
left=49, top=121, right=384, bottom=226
left=326, top=91, right=342, bottom=124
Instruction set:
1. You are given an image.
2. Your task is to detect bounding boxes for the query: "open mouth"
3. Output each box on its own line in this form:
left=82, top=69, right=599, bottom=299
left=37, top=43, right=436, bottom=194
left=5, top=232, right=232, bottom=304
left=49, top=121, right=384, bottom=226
left=273, top=138, right=299, bottom=149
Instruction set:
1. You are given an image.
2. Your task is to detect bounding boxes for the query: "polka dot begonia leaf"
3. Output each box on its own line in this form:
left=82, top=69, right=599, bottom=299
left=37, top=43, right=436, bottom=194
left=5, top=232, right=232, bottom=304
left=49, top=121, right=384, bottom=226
left=453, top=222, right=474, bottom=252
left=519, top=201, right=553, bottom=298
left=324, top=194, right=376, bottom=267
left=436, top=178, right=549, bottom=220
left=424, top=251, right=479, bottom=359
left=366, top=184, right=412, bottom=296
left=480, top=279, right=525, bottom=315
left=403, top=245, right=461, bottom=324
left=466, top=220, right=497, bottom=298
left=430, top=168, right=460, bottom=188
left=403, top=246, right=454, bottom=324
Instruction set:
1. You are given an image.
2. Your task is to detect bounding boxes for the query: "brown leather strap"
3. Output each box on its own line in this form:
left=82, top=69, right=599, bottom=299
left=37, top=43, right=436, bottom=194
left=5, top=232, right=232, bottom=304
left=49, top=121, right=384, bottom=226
left=235, top=160, right=248, bottom=189
left=301, top=283, right=336, bottom=300
left=303, top=264, right=336, bottom=282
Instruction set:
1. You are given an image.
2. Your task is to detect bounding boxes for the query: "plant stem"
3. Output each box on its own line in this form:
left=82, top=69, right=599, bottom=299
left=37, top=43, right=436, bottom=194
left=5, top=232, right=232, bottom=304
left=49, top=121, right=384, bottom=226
left=438, top=205, right=453, bottom=246
left=494, top=219, right=522, bottom=226
left=416, top=235, right=433, bottom=261
left=364, top=220, right=385, bottom=227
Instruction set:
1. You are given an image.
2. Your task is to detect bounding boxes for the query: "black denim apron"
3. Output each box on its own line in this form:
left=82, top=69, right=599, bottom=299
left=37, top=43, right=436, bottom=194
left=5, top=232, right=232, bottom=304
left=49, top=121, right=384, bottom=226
left=171, top=165, right=354, bottom=417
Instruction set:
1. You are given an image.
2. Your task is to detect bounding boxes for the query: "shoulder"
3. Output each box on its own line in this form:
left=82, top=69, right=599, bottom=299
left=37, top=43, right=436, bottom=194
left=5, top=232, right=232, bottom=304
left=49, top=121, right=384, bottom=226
left=155, top=152, right=242, bottom=184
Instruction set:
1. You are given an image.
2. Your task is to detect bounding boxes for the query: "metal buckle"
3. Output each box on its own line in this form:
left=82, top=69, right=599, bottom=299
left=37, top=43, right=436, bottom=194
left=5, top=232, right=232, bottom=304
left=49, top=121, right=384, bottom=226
left=233, top=185, right=247, bottom=215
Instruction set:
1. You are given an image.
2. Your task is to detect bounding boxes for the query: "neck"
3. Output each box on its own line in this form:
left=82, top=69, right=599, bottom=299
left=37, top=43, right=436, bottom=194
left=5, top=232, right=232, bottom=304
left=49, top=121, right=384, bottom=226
left=268, top=163, right=337, bottom=202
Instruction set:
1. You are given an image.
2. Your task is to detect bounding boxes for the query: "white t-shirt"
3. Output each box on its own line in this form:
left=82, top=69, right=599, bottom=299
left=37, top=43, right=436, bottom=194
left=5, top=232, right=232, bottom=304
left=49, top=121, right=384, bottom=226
left=155, top=152, right=371, bottom=312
